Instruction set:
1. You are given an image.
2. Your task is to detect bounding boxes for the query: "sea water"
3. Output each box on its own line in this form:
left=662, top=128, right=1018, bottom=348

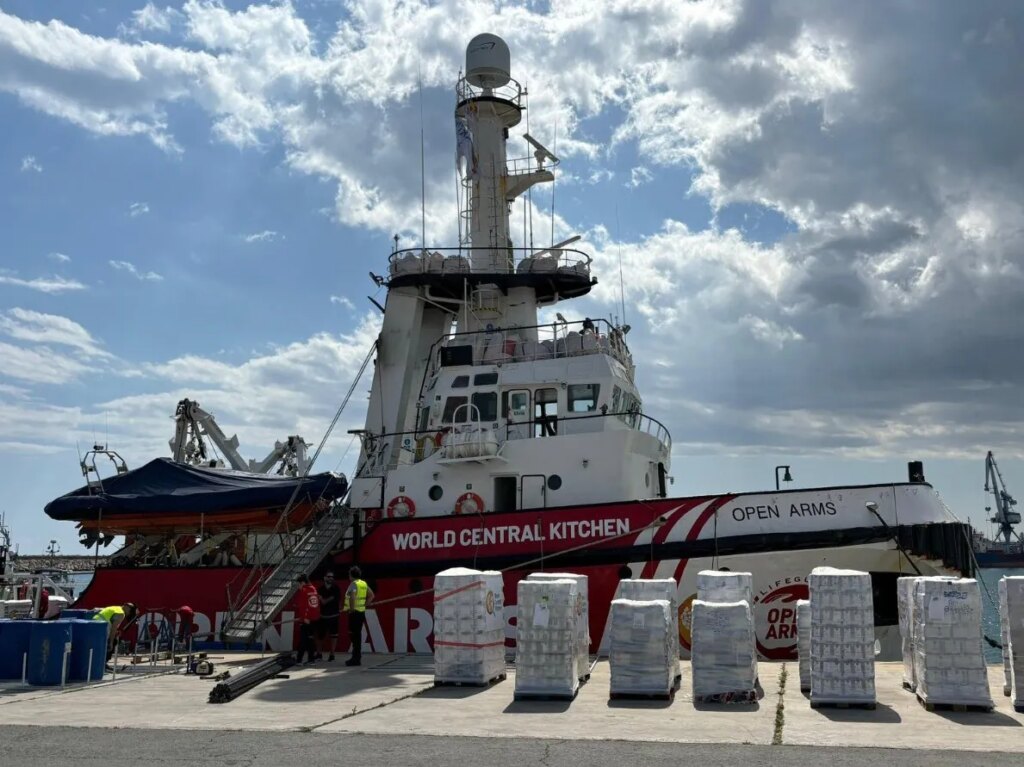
left=979, top=568, right=1024, bottom=664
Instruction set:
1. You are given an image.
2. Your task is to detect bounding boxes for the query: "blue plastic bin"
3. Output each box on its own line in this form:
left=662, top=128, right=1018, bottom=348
left=27, top=620, right=73, bottom=686
left=68, top=619, right=107, bottom=682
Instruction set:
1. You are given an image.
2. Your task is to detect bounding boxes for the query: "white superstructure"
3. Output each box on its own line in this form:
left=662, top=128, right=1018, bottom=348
left=349, top=34, right=670, bottom=520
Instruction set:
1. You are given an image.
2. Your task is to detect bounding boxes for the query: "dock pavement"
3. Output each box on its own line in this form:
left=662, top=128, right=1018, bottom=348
left=1, top=656, right=1022, bottom=764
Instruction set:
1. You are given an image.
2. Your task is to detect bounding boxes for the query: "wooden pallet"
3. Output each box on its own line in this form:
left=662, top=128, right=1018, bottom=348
left=434, top=672, right=507, bottom=688
left=513, top=687, right=579, bottom=702
left=809, top=699, right=876, bottom=710
left=695, top=689, right=758, bottom=705
left=610, top=688, right=674, bottom=702
left=917, top=697, right=993, bottom=713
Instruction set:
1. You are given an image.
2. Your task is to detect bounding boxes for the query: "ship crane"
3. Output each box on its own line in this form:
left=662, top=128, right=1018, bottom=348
left=169, top=398, right=310, bottom=476
left=985, top=450, right=1020, bottom=544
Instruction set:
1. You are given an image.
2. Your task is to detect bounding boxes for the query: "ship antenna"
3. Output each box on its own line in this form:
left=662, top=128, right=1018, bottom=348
left=550, top=121, right=557, bottom=248
left=616, top=204, right=626, bottom=326
left=419, top=60, right=427, bottom=250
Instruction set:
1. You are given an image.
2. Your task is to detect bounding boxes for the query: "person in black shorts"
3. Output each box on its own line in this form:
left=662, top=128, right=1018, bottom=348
left=316, top=571, right=342, bottom=662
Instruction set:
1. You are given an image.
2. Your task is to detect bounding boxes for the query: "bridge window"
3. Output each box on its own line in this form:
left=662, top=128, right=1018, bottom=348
left=442, top=396, right=468, bottom=423
left=474, top=372, right=498, bottom=386
left=471, top=391, right=498, bottom=422
left=535, top=387, right=558, bottom=437
left=568, top=383, right=600, bottom=412
left=452, top=376, right=470, bottom=389
left=612, top=385, right=622, bottom=413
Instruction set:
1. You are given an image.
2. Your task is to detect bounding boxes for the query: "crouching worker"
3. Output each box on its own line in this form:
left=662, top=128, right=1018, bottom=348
left=93, top=602, right=139, bottom=663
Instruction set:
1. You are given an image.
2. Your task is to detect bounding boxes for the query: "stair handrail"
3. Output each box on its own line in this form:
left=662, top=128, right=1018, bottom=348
left=223, top=340, right=376, bottom=636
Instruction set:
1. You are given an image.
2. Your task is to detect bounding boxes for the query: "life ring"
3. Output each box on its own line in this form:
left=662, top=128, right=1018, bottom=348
left=364, top=507, right=382, bottom=530
left=387, top=495, right=416, bottom=519
left=454, top=491, right=485, bottom=515
left=433, top=427, right=451, bottom=448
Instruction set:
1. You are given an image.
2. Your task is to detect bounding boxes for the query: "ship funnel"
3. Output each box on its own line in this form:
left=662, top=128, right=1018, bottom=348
left=466, top=33, right=511, bottom=88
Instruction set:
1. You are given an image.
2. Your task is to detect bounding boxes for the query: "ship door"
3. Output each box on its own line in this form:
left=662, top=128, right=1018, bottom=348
left=520, top=474, right=547, bottom=510
left=506, top=389, right=531, bottom=441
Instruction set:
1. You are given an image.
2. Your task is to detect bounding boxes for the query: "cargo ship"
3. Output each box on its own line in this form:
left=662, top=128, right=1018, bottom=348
left=57, top=34, right=974, bottom=661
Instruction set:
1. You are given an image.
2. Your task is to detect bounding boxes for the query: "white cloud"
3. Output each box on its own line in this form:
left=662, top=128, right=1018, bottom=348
left=329, top=295, right=355, bottom=311
left=1, top=1, right=1023, bottom=462
left=0, top=308, right=112, bottom=359
left=0, top=341, right=93, bottom=384
left=124, top=3, right=183, bottom=35
left=0, top=273, right=86, bottom=293
left=109, top=260, right=163, bottom=281
left=129, top=202, right=150, bottom=217
left=47, top=252, right=71, bottom=263
left=244, top=230, right=279, bottom=243
left=20, top=155, right=42, bottom=172
left=628, top=166, right=653, bottom=189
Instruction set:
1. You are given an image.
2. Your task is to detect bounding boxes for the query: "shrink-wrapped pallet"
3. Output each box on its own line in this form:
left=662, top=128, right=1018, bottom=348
left=999, top=577, right=1012, bottom=697
left=1002, top=576, right=1024, bottom=709
left=912, top=577, right=992, bottom=709
left=809, top=567, right=875, bottom=706
left=515, top=579, right=579, bottom=699
left=796, top=599, right=811, bottom=693
left=691, top=599, right=758, bottom=702
left=615, top=579, right=681, bottom=681
left=897, top=576, right=919, bottom=691
left=527, top=572, right=590, bottom=679
left=433, top=567, right=506, bottom=685
left=697, top=570, right=753, bottom=606
left=609, top=599, right=674, bottom=697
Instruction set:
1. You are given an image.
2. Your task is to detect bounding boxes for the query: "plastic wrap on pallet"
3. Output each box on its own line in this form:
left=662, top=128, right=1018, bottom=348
left=690, top=599, right=757, bottom=701
left=796, top=599, right=811, bottom=692
left=1003, top=576, right=1024, bottom=708
left=897, top=576, right=919, bottom=691
left=615, top=579, right=681, bottom=680
left=912, top=577, right=992, bottom=709
left=809, top=567, right=876, bottom=706
left=433, top=567, right=505, bottom=685
left=1000, top=577, right=1013, bottom=697
left=515, top=579, right=579, bottom=699
left=609, top=599, right=674, bottom=697
left=527, top=572, right=590, bottom=679
left=696, top=570, right=752, bottom=606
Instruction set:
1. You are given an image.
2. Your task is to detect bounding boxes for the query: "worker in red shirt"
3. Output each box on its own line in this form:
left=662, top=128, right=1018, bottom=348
left=294, top=574, right=320, bottom=665
left=174, top=606, right=195, bottom=647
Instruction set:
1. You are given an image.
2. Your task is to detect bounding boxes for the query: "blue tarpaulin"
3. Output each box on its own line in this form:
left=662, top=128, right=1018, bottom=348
left=44, top=458, right=347, bottom=520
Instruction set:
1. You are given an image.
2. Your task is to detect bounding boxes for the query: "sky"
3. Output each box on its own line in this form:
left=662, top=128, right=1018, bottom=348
left=1, top=0, right=1022, bottom=553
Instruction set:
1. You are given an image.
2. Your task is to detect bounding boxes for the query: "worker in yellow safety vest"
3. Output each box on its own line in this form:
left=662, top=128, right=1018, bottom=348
left=343, top=566, right=374, bottom=666
left=93, top=603, right=138, bottom=662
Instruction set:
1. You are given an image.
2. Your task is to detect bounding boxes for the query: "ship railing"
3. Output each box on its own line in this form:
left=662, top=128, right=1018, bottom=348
left=506, top=409, right=672, bottom=456
left=506, top=154, right=559, bottom=176
left=388, top=245, right=591, bottom=280
left=426, top=317, right=634, bottom=376
left=355, top=408, right=670, bottom=475
left=456, top=76, right=524, bottom=108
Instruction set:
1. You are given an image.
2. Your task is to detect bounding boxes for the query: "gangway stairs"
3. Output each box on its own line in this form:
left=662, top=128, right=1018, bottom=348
left=220, top=506, right=354, bottom=645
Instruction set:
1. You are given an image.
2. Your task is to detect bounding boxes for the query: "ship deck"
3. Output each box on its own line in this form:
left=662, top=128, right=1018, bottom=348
left=1, top=656, right=1022, bottom=755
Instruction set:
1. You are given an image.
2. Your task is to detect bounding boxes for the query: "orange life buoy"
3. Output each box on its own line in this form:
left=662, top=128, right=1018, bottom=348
left=386, top=495, right=416, bottom=518
left=433, top=427, right=451, bottom=448
left=454, top=491, right=485, bottom=515
left=364, top=508, right=382, bottom=530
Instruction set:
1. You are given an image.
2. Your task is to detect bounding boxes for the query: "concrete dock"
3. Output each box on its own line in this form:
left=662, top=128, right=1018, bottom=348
left=1, top=657, right=1022, bottom=757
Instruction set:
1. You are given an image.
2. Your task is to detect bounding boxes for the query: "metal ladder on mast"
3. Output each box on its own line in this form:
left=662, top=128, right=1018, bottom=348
left=219, top=340, right=377, bottom=645
left=220, top=505, right=355, bottom=644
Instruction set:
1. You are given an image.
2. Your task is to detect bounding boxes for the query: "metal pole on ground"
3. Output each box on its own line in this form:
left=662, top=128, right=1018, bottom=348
left=61, top=644, right=69, bottom=689
left=21, top=652, right=27, bottom=684
left=86, top=649, right=93, bottom=684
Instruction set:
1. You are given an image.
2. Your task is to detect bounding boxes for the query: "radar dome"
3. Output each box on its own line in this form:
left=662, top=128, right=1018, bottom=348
left=466, top=33, right=511, bottom=88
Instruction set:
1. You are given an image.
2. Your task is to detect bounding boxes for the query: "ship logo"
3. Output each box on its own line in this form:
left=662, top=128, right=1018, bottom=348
left=753, top=579, right=807, bottom=660
left=485, top=590, right=495, bottom=615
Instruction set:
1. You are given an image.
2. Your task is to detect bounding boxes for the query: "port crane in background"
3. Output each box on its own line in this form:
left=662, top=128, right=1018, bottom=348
left=170, top=398, right=310, bottom=476
left=985, top=450, right=1020, bottom=544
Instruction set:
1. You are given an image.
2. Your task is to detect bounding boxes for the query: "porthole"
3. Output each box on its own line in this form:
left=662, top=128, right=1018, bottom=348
left=428, top=485, right=444, bottom=501
left=547, top=474, right=562, bottom=490
left=618, top=565, right=633, bottom=580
